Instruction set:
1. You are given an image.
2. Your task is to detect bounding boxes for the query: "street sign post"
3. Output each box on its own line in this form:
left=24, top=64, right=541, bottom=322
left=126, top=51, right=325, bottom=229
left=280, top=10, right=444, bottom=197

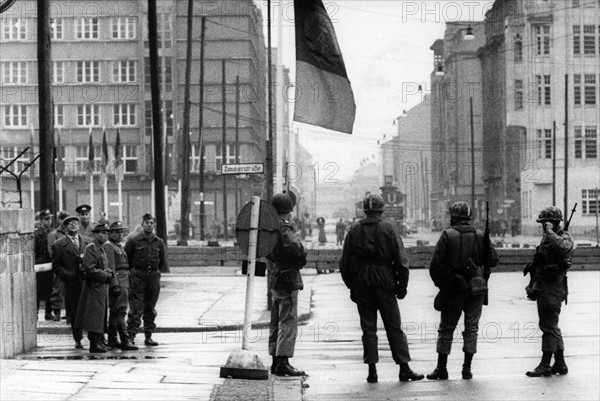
left=222, top=163, right=264, bottom=175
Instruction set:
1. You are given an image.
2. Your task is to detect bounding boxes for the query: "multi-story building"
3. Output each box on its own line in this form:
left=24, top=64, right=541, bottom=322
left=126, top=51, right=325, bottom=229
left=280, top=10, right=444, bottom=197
left=430, top=22, right=486, bottom=226
left=0, top=0, right=268, bottom=234
left=482, top=0, right=600, bottom=235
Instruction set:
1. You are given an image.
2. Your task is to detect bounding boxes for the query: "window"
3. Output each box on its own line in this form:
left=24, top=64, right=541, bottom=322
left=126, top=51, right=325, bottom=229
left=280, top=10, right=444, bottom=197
left=4, top=105, right=27, bottom=127
left=583, top=25, right=596, bottom=55
left=164, top=100, right=173, bottom=135
left=574, top=74, right=582, bottom=105
left=575, top=127, right=598, bottom=159
left=574, top=25, right=581, bottom=55
left=144, top=56, right=151, bottom=92
left=573, top=0, right=580, bottom=6
left=164, top=57, right=172, bottom=93
left=113, top=60, right=136, bottom=83
left=54, top=105, right=64, bottom=127
left=160, top=13, right=172, bottom=49
left=536, top=75, right=551, bottom=105
left=2, top=18, right=26, bottom=40
left=2, top=61, right=27, bottom=84
left=190, top=144, right=201, bottom=173
left=514, top=34, right=523, bottom=62
left=216, top=143, right=236, bottom=169
left=0, top=146, right=28, bottom=174
left=145, top=101, right=152, bottom=136
left=52, top=61, right=64, bottom=84
left=77, top=61, right=100, bottom=83
left=536, top=128, right=552, bottom=159
left=113, top=104, right=136, bottom=126
left=582, top=189, right=600, bottom=215
left=122, top=145, right=138, bottom=173
left=77, top=104, right=100, bottom=126
left=76, top=17, right=99, bottom=39
left=584, top=74, right=596, bottom=104
left=76, top=145, right=90, bottom=175
left=535, top=25, right=550, bottom=56
left=112, top=17, right=137, bottom=39
left=514, top=80, right=524, bottom=110
left=50, top=18, right=63, bottom=39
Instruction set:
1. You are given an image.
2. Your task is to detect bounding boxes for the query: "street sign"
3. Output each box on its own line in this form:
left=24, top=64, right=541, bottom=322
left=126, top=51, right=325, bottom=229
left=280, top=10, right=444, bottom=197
left=222, top=163, right=264, bottom=175
left=235, top=199, right=279, bottom=257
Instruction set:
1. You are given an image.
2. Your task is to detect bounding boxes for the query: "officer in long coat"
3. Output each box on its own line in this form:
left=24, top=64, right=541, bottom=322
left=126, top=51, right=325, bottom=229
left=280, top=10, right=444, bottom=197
left=340, top=194, right=423, bottom=384
left=427, top=201, right=499, bottom=381
left=74, top=222, right=114, bottom=353
left=35, top=209, right=54, bottom=320
left=104, top=221, right=138, bottom=351
left=525, top=206, right=573, bottom=377
left=51, top=215, right=91, bottom=349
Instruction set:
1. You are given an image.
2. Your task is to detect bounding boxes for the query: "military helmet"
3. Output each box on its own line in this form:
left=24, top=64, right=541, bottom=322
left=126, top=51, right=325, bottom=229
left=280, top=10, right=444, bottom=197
left=536, top=206, right=563, bottom=223
left=271, top=193, right=294, bottom=214
left=363, top=194, right=385, bottom=212
left=448, top=201, right=472, bottom=220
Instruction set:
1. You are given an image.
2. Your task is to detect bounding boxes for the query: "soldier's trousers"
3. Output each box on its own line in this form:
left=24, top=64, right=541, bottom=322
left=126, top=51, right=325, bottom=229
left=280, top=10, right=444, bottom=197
left=437, top=293, right=484, bottom=355
left=127, top=270, right=160, bottom=336
left=269, top=289, right=299, bottom=358
left=109, top=286, right=129, bottom=328
left=50, top=274, right=65, bottom=311
left=36, top=271, right=53, bottom=314
left=352, top=286, right=411, bottom=364
left=537, top=292, right=564, bottom=352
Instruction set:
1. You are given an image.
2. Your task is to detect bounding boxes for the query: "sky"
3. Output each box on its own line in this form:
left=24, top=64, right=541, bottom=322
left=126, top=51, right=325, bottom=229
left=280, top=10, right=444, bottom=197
left=258, top=0, right=496, bottom=180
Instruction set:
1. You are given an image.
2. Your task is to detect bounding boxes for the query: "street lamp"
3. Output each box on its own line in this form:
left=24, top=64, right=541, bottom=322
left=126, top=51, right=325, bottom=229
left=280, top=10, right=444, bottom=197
left=464, top=24, right=475, bottom=41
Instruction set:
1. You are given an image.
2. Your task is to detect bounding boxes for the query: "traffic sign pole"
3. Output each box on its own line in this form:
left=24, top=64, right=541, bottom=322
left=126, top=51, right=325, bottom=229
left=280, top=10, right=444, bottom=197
left=242, top=195, right=260, bottom=350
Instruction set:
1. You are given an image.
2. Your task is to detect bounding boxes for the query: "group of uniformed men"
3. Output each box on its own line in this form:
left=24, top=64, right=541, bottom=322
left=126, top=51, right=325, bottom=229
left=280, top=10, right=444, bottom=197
left=34, top=204, right=167, bottom=353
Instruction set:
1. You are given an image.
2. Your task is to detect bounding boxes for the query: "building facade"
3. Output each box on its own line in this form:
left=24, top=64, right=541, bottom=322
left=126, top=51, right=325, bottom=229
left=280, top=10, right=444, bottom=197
left=0, top=0, right=268, bottom=235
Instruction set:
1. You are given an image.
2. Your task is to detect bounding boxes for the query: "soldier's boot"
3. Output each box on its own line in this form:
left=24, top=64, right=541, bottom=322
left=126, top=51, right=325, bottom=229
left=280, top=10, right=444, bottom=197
left=275, top=357, right=305, bottom=377
left=399, top=362, right=424, bottom=382
left=270, top=356, right=282, bottom=374
left=89, top=334, right=107, bottom=354
left=118, top=325, right=138, bottom=351
left=366, top=363, right=378, bottom=383
left=107, top=325, right=121, bottom=349
left=426, top=353, right=449, bottom=380
left=551, top=350, right=568, bottom=375
left=52, top=309, right=61, bottom=322
left=128, top=333, right=136, bottom=346
left=526, top=352, right=553, bottom=377
left=462, top=352, right=474, bottom=380
left=144, top=333, right=159, bottom=346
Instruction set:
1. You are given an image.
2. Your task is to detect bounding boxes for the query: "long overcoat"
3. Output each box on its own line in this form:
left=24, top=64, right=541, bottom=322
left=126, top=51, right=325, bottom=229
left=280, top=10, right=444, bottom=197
left=51, top=235, right=90, bottom=319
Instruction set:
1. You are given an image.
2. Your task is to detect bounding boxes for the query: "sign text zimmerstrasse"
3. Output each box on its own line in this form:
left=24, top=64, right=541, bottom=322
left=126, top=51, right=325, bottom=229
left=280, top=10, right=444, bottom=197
left=221, top=163, right=264, bottom=175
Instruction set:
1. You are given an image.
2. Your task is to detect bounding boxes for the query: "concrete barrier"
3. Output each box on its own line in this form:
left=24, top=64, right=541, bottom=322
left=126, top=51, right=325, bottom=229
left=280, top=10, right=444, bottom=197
left=0, top=209, right=37, bottom=358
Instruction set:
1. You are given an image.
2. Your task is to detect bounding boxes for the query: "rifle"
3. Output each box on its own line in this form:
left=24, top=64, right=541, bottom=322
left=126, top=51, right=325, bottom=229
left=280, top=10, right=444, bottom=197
left=562, top=203, right=576, bottom=305
left=482, top=201, right=491, bottom=305
left=564, top=203, right=577, bottom=232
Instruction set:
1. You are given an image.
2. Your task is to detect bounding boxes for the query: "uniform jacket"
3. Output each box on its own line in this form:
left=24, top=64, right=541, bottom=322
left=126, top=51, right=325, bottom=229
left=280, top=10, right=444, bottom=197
left=268, top=218, right=306, bottom=292
left=74, top=239, right=112, bottom=333
left=78, top=223, right=93, bottom=240
left=429, top=224, right=499, bottom=294
left=47, top=227, right=66, bottom=257
left=339, top=215, right=410, bottom=295
left=104, top=239, right=130, bottom=289
left=531, top=229, right=573, bottom=300
left=51, top=234, right=90, bottom=318
left=124, top=232, right=167, bottom=272
left=34, top=226, right=52, bottom=264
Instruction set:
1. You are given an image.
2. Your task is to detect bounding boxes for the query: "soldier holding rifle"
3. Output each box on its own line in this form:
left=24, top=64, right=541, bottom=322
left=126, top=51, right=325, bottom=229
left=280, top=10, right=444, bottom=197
left=524, top=205, right=575, bottom=377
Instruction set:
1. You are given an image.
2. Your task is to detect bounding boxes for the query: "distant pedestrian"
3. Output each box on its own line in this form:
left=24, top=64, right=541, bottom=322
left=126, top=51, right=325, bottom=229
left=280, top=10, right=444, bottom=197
left=500, top=219, right=508, bottom=238
left=524, top=207, right=573, bottom=377
left=48, top=210, right=69, bottom=321
left=316, top=217, right=327, bottom=244
left=76, top=204, right=93, bottom=239
left=74, top=222, right=114, bottom=353
left=125, top=213, right=167, bottom=346
left=267, top=193, right=307, bottom=377
left=104, top=221, right=138, bottom=351
left=335, top=218, right=346, bottom=245
left=340, top=194, right=424, bottom=384
left=51, top=215, right=90, bottom=349
left=427, top=201, right=498, bottom=381
left=34, top=209, right=54, bottom=320
left=511, top=217, right=520, bottom=237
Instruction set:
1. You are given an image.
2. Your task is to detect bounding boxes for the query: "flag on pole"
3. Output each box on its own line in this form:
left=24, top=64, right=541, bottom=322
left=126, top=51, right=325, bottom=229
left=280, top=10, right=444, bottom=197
left=293, top=0, right=355, bottom=134
left=114, top=129, right=124, bottom=182
left=87, top=127, right=95, bottom=180
left=55, top=127, right=64, bottom=179
left=29, top=125, right=36, bottom=164
left=99, top=129, right=109, bottom=187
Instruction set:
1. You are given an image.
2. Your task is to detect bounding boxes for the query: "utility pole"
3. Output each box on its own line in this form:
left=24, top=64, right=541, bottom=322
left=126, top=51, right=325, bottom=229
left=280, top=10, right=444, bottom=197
left=37, top=0, right=55, bottom=212
left=235, top=75, right=240, bottom=216
left=470, top=96, right=475, bottom=219
left=266, top=0, right=274, bottom=201
left=178, top=0, right=194, bottom=246
left=222, top=59, right=228, bottom=241
left=198, top=16, right=206, bottom=240
left=552, top=120, right=556, bottom=205
left=148, top=0, right=167, bottom=247
left=564, top=75, right=569, bottom=216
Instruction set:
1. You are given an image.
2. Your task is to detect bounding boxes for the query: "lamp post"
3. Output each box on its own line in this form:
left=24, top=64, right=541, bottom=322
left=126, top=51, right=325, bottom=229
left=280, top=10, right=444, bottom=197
left=470, top=96, right=475, bottom=220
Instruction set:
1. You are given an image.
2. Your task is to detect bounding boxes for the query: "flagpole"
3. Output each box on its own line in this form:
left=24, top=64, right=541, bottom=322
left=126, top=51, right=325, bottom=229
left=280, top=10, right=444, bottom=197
left=151, top=179, right=155, bottom=216
left=58, top=178, right=63, bottom=210
left=30, top=125, right=35, bottom=210
left=118, top=180, right=123, bottom=221
left=104, top=175, right=108, bottom=219
left=90, top=176, right=94, bottom=214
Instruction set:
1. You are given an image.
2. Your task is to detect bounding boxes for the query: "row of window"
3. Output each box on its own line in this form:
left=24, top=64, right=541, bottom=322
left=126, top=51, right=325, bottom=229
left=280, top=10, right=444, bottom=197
left=514, top=74, right=599, bottom=109
left=536, top=126, right=599, bottom=160
left=1, top=60, right=137, bottom=84
left=0, top=143, right=240, bottom=175
left=524, top=189, right=599, bottom=217
left=4, top=104, right=136, bottom=127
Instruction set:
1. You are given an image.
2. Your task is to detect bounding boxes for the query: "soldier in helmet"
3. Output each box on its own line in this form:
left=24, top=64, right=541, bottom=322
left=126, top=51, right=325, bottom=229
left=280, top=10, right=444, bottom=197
left=427, top=201, right=499, bottom=381
left=267, top=193, right=307, bottom=377
left=339, top=194, right=424, bottom=383
left=525, top=206, right=573, bottom=377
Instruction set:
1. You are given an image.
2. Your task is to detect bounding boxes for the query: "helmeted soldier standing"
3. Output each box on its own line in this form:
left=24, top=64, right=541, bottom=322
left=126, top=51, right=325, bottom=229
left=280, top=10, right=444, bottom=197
left=525, top=206, right=573, bottom=377
left=125, top=213, right=167, bottom=346
left=34, top=209, right=54, bottom=320
left=427, top=201, right=499, bottom=380
left=340, top=194, right=424, bottom=383
left=267, top=193, right=307, bottom=377
left=104, top=221, right=138, bottom=351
